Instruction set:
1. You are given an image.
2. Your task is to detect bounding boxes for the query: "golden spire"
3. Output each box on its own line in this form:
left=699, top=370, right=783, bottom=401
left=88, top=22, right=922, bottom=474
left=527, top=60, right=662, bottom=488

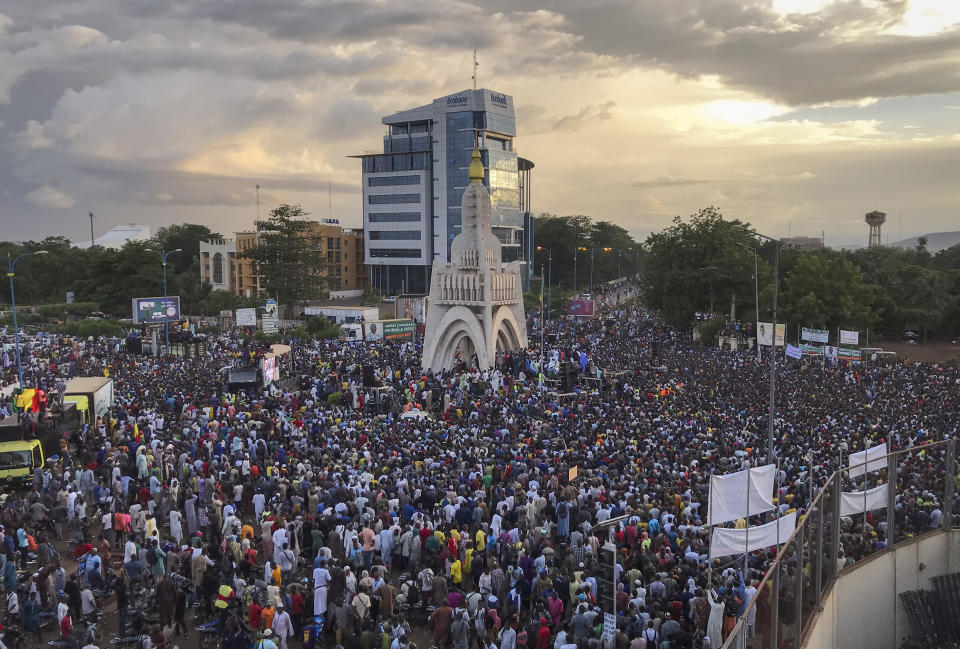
left=468, top=146, right=484, bottom=183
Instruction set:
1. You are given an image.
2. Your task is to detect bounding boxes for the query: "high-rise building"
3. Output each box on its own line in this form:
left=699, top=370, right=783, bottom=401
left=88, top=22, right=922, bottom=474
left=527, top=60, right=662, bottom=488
left=354, top=88, right=532, bottom=295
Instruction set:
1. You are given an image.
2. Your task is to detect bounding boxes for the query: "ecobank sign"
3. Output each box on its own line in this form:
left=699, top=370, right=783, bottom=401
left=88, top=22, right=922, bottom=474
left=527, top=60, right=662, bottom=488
left=447, top=95, right=468, bottom=105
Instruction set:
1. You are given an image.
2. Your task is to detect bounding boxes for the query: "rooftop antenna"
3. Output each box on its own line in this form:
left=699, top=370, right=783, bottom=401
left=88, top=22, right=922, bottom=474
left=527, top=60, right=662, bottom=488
left=255, top=184, right=260, bottom=220
left=328, top=180, right=333, bottom=220
left=472, top=49, right=479, bottom=90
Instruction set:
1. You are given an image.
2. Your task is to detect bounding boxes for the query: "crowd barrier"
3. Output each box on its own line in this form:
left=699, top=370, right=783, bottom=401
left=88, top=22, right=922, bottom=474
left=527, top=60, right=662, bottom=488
left=720, top=437, right=957, bottom=649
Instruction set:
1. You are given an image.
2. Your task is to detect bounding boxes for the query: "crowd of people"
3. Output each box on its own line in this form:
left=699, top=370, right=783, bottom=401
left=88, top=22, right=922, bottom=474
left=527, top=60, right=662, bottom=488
left=0, top=292, right=957, bottom=649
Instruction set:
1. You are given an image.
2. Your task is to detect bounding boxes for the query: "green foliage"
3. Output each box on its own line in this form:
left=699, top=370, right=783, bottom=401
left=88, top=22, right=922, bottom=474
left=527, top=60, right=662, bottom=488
left=326, top=391, right=343, bottom=405
left=305, top=316, right=340, bottom=339
left=360, top=284, right=381, bottom=306
left=778, top=252, right=878, bottom=335
left=241, top=204, right=327, bottom=305
left=52, top=319, right=123, bottom=338
left=532, top=214, right=639, bottom=293
left=640, top=207, right=764, bottom=327
left=695, top=318, right=725, bottom=346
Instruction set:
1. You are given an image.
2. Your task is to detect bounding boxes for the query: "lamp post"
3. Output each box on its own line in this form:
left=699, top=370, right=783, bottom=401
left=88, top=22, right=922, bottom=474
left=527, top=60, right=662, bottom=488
left=536, top=246, right=552, bottom=321
left=7, top=250, right=49, bottom=390
left=148, top=248, right=182, bottom=355
left=739, top=227, right=782, bottom=464
left=738, top=243, right=762, bottom=362
left=588, top=248, right=595, bottom=298
left=574, top=247, right=588, bottom=296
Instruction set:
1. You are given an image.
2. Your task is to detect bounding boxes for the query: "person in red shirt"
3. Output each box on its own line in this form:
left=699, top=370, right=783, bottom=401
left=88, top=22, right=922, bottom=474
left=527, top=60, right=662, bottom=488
left=536, top=618, right=551, bottom=649
left=249, top=600, right=263, bottom=629
left=290, top=587, right=304, bottom=632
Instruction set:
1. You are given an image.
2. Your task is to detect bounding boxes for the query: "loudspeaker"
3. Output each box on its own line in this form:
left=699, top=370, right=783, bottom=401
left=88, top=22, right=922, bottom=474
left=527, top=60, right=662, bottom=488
left=560, top=361, right=577, bottom=391
left=362, top=365, right=375, bottom=387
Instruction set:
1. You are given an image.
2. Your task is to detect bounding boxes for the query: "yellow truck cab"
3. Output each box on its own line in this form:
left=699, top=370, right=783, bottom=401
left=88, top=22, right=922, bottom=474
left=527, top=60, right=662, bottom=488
left=0, top=439, right=44, bottom=482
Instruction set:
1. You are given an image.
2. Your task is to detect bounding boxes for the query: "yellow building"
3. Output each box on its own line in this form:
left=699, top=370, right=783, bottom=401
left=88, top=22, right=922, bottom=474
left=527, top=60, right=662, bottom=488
left=234, top=231, right=262, bottom=298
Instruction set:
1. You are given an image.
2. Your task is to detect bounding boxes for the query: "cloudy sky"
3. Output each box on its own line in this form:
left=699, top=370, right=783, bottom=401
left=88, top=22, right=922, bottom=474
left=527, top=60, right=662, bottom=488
left=2, top=0, right=959, bottom=247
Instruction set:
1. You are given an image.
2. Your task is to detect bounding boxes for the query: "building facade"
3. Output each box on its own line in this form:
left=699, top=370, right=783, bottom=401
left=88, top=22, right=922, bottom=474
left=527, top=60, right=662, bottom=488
left=203, top=224, right=367, bottom=298
left=233, top=231, right=262, bottom=298
left=301, top=220, right=367, bottom=292
left=199, top=238, right=236, bottom=292
left=355, top=88, right=532, bottom=295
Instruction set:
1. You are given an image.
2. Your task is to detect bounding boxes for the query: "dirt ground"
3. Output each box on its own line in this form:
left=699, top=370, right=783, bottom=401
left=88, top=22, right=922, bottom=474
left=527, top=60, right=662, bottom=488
left=874, top=340, right=960, bottom=364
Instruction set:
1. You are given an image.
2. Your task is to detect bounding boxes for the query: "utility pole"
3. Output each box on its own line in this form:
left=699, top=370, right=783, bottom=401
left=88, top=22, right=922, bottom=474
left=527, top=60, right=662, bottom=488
left=89, top=212, right=95, bottom=247
left=256, top=184, right=260, bottom=220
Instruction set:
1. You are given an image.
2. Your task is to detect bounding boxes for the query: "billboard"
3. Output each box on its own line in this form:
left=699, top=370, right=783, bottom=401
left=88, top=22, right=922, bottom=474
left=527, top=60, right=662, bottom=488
left=569, top=299, right=595, bottom=317
left=757, top=322, right=785, bottom=347
left=262, top=299, right=279, bottom=333
left=236, top=308, right=257, bottom=327
left=383, top=319, right=415, bottom=341
left=395, top=295, right=428, bottom=323
left=132, top=296, right=181, bottom=324
left=840, top=329, right=860, bottom=346
left=261, top=356, right=278, bottom=386
left=801, top=327, right=829, bottom=343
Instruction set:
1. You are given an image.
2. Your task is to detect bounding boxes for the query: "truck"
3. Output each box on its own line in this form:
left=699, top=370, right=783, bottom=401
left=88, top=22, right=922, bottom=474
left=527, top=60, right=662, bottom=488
left=0, top=403, right=82, bottom=482
left=63, top=377, right=114, bottom=425
left=339, top=319, right=414, bottom=343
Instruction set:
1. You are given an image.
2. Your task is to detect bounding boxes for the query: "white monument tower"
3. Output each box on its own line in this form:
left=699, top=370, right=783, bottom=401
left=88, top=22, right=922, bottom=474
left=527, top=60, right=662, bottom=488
left=421, top=146, right=528, bottom=371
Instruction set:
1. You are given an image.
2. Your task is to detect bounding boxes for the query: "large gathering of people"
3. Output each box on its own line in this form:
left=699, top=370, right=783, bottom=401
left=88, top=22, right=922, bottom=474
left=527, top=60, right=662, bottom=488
left=0, top=289, right=957, bottom=649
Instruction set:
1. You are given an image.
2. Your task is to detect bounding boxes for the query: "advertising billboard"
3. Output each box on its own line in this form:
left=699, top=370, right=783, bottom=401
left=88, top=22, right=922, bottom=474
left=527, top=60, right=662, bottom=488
left=395, top=295, right=428, bottom=322
left=383, top=319, right=415, bottom=341
left=236, top=308, right=257, bottom=327
left=757, top=322, right=786, bottom=347
left=132, top=296, right=181, bottom=324
left=262, top=299, right=279, bottom=333
left=840, top=329, right=860, bottom=346
left=569, top=299, right=595, bottom=317
left=801, top=327, right=829, bottom=343
left=262, top=356, right=278, bottom=386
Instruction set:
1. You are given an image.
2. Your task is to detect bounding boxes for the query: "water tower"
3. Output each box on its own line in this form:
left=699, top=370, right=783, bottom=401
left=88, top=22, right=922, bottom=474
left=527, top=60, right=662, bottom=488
left=865, top=210, right=886, bottom=248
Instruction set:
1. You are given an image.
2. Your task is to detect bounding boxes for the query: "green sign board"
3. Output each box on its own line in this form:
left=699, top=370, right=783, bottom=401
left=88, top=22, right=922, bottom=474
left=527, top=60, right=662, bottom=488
left=383, top=319, right=414, bottom=340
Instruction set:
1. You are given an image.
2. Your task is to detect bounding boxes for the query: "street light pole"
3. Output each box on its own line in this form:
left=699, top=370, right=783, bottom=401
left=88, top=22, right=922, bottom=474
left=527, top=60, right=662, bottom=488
left=536, top=246, right=553, bottom=322
left=7, top=250, right=49, bottom=390
left=150, top=248, right=182, bottom=356
left=739, top=228, right=782, bottom=464
left=589, top=248, right=595, bottom=298
left=573, top=248, right=579, bottom=296
left=753, top=248, right=761, bottom=362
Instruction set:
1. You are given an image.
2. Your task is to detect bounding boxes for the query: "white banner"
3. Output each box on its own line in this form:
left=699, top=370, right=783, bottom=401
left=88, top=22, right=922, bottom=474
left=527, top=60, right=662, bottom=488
left=848, top=442, right=886, bottom=478
left=802, top=327, right=829, bottom=343
left=707, top=464, right=777, bottom=526
left=710, top=511, right=797, bottom=559
left=824, top=345, right=838, bottom=360
left=840, top=483, right=889, bottom=516
left=236, top=308, right=257, bottom=327
left=785, top=344, right=802, bottom=360
left=757, top=323, right=786, bottom=347
left=840, top=329, right=859, bottom=346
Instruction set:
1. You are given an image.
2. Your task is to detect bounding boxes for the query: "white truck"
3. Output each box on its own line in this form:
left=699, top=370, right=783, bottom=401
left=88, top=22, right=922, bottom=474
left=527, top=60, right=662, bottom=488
left=63, top=377, right=115, bottom=423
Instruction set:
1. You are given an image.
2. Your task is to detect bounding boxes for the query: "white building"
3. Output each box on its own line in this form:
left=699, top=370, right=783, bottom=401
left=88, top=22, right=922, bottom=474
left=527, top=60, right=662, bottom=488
left=73, top=223, right=151, bottom=249
left=354, top=88, right=533, bottom=296
left=199, top=238, right=236, bottom=292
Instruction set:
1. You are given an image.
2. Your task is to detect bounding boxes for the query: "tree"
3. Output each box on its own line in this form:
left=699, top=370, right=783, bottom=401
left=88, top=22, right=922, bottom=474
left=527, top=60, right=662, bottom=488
left=640, top=207, right=763, bottom=326
left=532, top=214, right=639, bottom=291
left=154, top=223, right=220, bottom=275
left=241, top=204, right=326, bottom=305
left=778, top=252, right=878, bottom=337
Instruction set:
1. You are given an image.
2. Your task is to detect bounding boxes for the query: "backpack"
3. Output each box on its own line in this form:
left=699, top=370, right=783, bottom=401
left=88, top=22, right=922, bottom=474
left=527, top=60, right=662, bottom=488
left=643, top=628, right=659, bottom=649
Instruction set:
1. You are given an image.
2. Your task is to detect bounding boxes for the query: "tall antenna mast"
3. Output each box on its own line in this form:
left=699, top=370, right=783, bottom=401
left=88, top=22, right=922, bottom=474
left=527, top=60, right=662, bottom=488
left=328, top=180, right=333, bottom=220
left=255, top=184, right=260, bottom=220
left=472, top=49, right=479, bottom=90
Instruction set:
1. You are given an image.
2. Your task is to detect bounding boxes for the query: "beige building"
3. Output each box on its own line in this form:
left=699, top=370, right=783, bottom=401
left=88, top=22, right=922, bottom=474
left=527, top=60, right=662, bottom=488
left=202, top=223, right=367, bottom=298
left=301, top=220, right=367, bottom=292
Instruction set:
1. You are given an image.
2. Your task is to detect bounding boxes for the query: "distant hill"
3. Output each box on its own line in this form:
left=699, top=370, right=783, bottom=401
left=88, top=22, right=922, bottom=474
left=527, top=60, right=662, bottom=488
left=891, top=231, right=960, bottom=253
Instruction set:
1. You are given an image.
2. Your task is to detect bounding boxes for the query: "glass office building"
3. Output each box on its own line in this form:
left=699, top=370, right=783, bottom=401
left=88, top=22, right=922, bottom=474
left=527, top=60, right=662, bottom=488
left=354, top=89, right=531, bottom=295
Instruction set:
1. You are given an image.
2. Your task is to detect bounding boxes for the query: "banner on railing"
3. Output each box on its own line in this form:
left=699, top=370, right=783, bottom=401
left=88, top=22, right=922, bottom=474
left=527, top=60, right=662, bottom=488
left=840, top=483, right=889, bottom=516
left=848, top=442, right=886, bottom=477
left=707, top=464, right=777, bottom=526
left=710, top=511, right=797, bottom=559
